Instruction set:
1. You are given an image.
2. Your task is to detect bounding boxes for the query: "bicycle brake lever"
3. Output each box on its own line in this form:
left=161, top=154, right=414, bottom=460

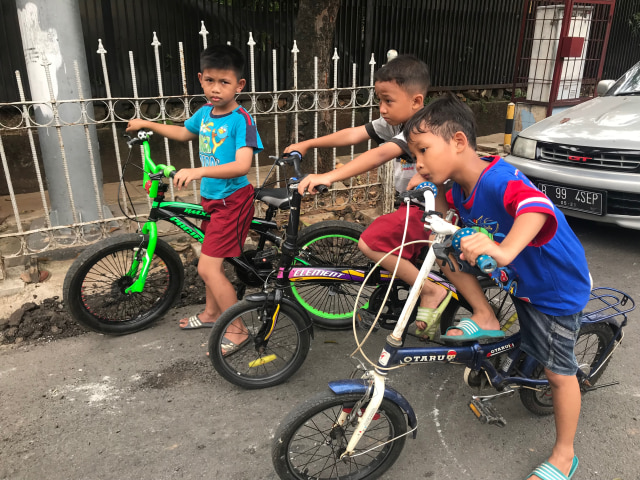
left=433, top=241, right=456, bottom=272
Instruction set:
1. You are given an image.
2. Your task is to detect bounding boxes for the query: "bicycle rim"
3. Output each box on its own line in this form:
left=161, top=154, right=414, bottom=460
left=277, top=392, right=406, bottom=479
left=291, top=233, right=374, bottom=323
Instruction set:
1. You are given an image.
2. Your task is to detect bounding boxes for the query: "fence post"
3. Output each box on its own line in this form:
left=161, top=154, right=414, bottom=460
left=15, top=0, right=107, bottom=239
left=504, top=102, right=515, bottom=153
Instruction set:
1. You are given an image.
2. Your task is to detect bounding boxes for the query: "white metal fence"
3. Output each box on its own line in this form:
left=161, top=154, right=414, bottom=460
left=0, top=27, right=393, bottom=265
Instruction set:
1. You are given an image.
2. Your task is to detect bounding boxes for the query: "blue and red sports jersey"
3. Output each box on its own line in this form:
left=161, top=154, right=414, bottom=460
left=445, top=156, right=591, bottom=315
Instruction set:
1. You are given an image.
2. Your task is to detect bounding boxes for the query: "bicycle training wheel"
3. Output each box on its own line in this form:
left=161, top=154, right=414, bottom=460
left=63, top=234, right=184, bottom=335
left=207, top=299, right=311, bottom=389
left=272, top=389, right=407, bottom=480
left=291, top=220, right=375, bottom=330
left=519, top=322, right=616, bottom=416
left=440, top=277, right=519, bottom=336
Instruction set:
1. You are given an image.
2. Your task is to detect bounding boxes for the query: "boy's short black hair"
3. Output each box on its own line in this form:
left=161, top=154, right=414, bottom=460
left=374, top=54, right=430, bottom=96
left=403, top=93, right=477, bottom=149
left=200, top=44, right=245, bottom=79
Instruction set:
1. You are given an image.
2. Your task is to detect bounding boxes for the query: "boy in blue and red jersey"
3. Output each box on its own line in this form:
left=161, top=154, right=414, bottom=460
left=403, top=94, right=590, bottom=480
left=127, top=45, right=262, bottom=355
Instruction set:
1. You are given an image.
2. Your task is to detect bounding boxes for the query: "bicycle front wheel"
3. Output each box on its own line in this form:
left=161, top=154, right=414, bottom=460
left=292, top=221, right=374, bottom=330
left=63, top=234, right=184, bottom=335
left=272, top=390, right=407, bottom=480
left=207, top=300, right=311, bottom=389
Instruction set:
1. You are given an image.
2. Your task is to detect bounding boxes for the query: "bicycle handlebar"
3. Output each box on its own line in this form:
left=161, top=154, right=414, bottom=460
left=125, top=129, right=153, bottom=146
left=269, top=151, right=328, bottom=193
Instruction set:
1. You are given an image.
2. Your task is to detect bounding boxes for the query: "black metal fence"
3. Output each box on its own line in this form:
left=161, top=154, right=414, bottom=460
left=2, top=0, right=640, bottom=102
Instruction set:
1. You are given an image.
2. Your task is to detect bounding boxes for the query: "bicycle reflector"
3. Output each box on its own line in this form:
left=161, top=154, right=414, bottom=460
left=144, top=180, right=153, bottom=194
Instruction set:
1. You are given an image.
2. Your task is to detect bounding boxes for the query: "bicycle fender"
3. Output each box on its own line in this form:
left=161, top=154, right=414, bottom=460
left=243, top=293, right=314, bottom=339
left=328, top=379, right=417, bottom=438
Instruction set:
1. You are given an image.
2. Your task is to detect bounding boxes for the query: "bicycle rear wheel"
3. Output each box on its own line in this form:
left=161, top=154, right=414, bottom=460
left=272, top=390, right=407, bottom=480
left=63, top=234, right=184, bottom=335
left=207, top=299, right=311, bottom=389
left=291, top=221, right=375, bottom=330
left=519, top=322, right=616, bottom=416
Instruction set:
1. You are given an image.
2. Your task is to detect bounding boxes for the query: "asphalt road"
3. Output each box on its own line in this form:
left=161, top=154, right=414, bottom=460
left=1, top=217, right=639, bottom=480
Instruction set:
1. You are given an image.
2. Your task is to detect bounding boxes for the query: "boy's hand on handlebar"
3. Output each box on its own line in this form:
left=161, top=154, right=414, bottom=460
left=126, top=119, right=148, bottom=134
left=297, top=173, right=330, bottom=195
left=173, top=168, right=202, bottom=190
left=284, top=143, right=308, bottom=157
left=459, top=232, right=500, bottom=267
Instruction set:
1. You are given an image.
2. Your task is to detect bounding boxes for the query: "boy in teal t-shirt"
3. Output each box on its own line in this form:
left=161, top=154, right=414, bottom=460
left=127, top=45, right=262, bottom=355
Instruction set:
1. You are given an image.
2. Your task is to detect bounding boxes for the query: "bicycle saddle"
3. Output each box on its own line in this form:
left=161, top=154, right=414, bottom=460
left=255, top=188, right=290, bottom=210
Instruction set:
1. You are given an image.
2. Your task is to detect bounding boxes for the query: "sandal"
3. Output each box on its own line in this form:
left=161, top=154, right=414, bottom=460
left=179, top=315, right=214, bottom=330
left=526, top=456, right=578, bottom=479
left=221, top=337, right=250, bottom=357
left=414, top=291, right=453, bottom=339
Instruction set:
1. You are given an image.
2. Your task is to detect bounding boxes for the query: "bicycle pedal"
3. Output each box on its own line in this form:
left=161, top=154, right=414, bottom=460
left=356, top=310, right=380, bottom=332
left=468, top=398, right=506, bottom=427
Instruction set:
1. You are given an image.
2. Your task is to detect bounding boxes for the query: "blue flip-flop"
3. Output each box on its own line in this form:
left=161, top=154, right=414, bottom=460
left=441, top=318, right=505, bottom=343
left=526, top=456, right=579, bottom=479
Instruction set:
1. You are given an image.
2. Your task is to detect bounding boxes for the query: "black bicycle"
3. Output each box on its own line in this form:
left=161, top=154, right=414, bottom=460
left=206, top=181, right=518, bottom=389
left=62, top=130, right=370, bottom=335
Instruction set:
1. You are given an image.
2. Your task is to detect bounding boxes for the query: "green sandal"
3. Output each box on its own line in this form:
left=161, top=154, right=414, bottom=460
left=414, top=291, right=453, bottom=339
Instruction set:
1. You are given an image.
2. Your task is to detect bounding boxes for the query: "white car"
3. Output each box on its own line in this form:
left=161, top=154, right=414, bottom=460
left=506, top=60, right=640, bottom=230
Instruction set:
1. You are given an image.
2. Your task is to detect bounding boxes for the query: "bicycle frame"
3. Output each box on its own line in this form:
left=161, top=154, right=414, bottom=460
left=123, top=132, right=291, bottom=294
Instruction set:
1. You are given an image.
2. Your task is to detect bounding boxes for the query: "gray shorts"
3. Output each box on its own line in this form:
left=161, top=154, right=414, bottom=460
left=514, top=297, right=581, bottom=376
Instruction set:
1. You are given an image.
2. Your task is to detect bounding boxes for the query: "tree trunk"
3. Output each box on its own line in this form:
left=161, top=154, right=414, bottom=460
left=290, top=0, right=341, bottom=173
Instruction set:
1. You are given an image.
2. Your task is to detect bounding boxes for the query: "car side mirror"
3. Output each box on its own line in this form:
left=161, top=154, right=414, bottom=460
left=596, top=79, right=615, bottom=96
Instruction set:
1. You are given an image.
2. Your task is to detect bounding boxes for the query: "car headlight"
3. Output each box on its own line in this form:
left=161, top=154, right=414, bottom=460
left=511, top=137, right=537, bottom=159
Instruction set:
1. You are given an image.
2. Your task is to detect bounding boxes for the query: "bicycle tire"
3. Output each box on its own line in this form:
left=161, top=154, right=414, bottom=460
left=519, top=322, right=616, bottom=416
left=439, top=277, right=519, bottom=335
left=207, top=299, right=311, bottom=389
left=272, top=389, right=407, bottom=480
left=291, top=220, right=375, bottom=330
left=63, top=234, right=184, bottom=335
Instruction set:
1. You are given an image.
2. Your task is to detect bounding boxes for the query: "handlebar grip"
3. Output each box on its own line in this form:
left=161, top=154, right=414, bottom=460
left=476, top=254, right=497, bottom=274
left=415, top=181, right=438, bottom=197
left=316, top=184, right=329, bottom=194
left=164, top=166, right=176, bottom=178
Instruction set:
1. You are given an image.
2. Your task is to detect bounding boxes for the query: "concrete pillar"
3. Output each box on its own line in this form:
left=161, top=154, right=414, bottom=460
left=15, top=0, right=107, bottom=229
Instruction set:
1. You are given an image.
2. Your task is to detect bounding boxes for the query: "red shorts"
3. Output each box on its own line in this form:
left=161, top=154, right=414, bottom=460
left=200, top=184, right=255, bottom=258
left=360, top=204, right=431, bottom=261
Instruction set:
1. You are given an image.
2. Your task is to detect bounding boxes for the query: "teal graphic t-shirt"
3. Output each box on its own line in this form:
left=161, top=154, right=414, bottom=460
left=185, top=104, right=263, bottom=199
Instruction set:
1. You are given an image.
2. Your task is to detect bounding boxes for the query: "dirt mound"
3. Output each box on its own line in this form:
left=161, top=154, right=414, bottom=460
left=0, top=258, right=208, bottom=348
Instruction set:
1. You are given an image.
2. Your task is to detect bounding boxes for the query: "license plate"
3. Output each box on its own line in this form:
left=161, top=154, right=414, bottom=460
left=537, top=182, right=605, bottom=215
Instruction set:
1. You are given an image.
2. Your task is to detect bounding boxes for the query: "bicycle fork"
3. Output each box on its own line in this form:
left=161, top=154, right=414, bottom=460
left=125, top=223, right=158, bottom=294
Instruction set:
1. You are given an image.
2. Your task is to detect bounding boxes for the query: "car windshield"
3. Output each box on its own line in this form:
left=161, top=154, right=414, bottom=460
left=606, top=61, right=640, bottom=96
